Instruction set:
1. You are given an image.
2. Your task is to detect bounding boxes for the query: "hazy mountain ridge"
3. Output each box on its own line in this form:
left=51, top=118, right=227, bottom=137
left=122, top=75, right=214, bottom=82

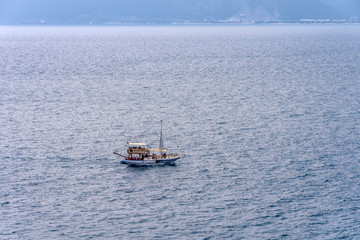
left=0, top=0, right=359, bottom=25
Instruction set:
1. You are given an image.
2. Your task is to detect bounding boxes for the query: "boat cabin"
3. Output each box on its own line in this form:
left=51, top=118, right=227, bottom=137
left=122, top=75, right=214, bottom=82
left=126, top=142, right=168, bottom=160
left=127, top=143, right=150, bottom=160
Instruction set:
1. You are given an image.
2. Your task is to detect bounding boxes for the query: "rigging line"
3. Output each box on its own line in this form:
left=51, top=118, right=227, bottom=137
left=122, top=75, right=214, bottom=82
left=124, top=135, right=140, bottom=147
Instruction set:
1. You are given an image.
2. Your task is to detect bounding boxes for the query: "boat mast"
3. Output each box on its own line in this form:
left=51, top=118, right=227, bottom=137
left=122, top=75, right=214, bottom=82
left=159, top=120, right=164, bottom=157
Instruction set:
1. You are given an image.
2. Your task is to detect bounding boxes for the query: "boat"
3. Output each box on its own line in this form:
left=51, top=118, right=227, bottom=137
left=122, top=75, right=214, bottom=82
left=113, top=121, right=180, bottom=166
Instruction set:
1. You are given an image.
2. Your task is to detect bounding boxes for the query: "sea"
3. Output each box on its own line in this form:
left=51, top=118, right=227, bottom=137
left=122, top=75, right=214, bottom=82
left=1, top=25, right=360, bottom=239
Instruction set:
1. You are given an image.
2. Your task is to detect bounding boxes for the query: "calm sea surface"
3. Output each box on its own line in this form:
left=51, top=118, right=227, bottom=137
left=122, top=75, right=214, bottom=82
left=1, top=25, right=360, bottom=239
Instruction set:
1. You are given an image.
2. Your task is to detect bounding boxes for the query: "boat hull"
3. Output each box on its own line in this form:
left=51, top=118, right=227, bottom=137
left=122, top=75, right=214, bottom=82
left=120, top=157, right=180, bottom=166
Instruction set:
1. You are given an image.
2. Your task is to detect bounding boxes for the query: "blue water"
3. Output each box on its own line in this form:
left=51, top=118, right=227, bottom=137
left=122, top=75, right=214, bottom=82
left=1, top=25, right=360, bottom=239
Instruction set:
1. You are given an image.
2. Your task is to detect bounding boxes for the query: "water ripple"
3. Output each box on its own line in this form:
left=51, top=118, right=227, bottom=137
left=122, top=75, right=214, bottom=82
left=1, top=25, right=360, bottom=239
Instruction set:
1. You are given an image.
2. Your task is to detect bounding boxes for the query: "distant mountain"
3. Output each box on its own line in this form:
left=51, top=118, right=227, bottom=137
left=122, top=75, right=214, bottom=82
left=0, top=0, right=359, bottom=25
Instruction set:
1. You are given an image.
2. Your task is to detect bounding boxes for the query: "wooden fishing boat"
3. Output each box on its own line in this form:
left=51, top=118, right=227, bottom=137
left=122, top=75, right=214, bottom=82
left=113, top=121, right=180, bottom=166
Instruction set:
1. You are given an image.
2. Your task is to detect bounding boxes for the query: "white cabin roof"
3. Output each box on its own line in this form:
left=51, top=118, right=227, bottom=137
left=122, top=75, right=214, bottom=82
left=128, top=143, right=148, bottom=146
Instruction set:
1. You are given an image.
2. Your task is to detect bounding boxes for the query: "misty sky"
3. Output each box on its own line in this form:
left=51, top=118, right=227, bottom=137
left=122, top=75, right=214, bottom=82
left=0, top=0, right=359, bottom=24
